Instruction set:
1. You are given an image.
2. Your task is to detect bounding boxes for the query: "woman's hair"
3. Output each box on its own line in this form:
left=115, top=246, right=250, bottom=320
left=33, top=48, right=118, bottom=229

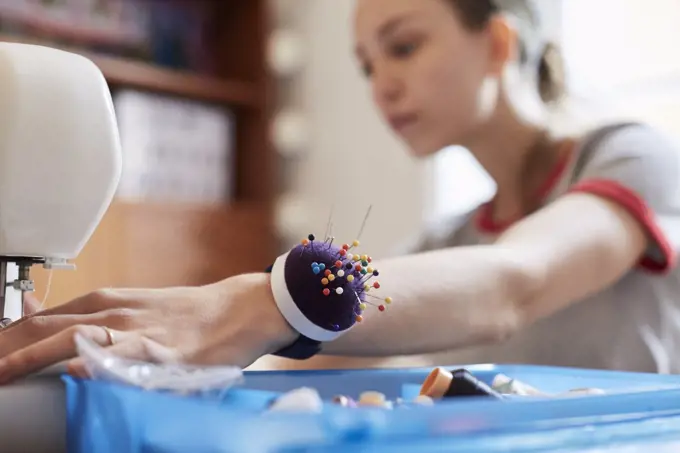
left=444, top=0, right=565, bottom=104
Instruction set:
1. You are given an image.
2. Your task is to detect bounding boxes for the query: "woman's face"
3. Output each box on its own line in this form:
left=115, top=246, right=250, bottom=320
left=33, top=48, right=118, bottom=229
left=353, top=0, right=495, bottom=157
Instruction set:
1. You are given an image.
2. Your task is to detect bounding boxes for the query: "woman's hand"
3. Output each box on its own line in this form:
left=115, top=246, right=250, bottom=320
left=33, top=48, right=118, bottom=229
left=0, top=273, right=298, bottom=384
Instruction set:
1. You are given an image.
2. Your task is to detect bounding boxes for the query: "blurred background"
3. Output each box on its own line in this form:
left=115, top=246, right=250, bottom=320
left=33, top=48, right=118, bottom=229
left=0, top=0, right=678, bottom=312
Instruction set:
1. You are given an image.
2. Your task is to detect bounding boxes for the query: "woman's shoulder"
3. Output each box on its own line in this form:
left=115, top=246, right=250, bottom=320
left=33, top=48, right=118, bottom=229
left=565, top=121, right=680, bottom=185
left=574, top=121, right=680, bottom=162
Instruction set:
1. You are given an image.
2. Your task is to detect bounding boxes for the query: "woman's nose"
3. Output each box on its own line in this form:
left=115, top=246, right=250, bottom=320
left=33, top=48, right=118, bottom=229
left=371, top=65, right=403, bottom=107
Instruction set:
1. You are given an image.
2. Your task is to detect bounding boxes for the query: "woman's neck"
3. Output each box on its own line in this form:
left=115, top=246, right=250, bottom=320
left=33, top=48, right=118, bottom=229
left=465, top=102, right=566, bottom=222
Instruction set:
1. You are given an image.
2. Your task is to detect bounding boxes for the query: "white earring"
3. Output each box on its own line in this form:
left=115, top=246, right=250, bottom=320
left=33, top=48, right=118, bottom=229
left=476, top=75, right=500, bottom=120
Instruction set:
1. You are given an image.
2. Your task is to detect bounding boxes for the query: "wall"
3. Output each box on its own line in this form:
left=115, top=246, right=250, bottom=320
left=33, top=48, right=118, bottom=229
left=558, top=0, right=680, bottom=148
left=562, top=0, right=680, bottom=94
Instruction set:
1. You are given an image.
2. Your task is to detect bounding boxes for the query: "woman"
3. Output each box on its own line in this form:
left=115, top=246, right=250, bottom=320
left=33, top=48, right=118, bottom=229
left=1, top=0, right=679, bottom=382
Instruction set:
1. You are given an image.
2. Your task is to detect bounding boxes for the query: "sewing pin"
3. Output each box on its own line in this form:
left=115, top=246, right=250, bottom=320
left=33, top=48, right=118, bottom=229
left=345, top=205, right=373, bottom=252
left=364, top=294, right=393, bottom=305
left=323, top=204, right=334, bottom=245
left=360, top=270, right=379, bottom=285
left=356, top=205, right=373, bottom=243
left=299, top=237, right=310, bottom=257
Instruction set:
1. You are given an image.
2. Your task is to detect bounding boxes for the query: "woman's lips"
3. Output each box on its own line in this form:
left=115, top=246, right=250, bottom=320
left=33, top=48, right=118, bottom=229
left=388, top=113, right=419, bottom=133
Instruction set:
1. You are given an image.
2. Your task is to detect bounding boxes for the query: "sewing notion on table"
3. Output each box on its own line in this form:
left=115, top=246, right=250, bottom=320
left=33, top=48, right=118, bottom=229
left=265, top=366, right=607, bottom=413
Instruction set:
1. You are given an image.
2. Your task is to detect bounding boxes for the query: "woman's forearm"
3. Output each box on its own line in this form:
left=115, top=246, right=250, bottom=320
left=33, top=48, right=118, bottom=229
left=320, top=245, right=539, bottom=357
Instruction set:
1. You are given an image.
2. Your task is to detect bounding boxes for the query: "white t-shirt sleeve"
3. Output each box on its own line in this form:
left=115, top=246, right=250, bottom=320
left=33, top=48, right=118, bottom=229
left=568, top=124, right=680, bottom=273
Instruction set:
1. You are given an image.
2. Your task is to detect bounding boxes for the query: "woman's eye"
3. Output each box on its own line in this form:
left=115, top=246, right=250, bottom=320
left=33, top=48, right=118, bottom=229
left=361, top=63, right=373, bottom=78
left=390, top=41, right=419, bottom=58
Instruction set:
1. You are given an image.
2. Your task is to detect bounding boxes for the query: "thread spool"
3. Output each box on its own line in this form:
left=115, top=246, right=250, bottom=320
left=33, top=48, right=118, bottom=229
left=358, top=391, right=388, bottom=407
left=420, top=367, right=503, bottom=400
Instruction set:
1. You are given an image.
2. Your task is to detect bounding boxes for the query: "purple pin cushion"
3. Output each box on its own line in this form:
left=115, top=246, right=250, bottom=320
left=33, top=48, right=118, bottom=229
left=269, top=236, right=391, bottom=342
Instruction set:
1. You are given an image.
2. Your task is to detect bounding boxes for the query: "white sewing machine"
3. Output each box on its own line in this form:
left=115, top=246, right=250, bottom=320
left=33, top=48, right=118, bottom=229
left=0, top=42, right=121, bottom=322
left=0, top=42, right=121, bottom=451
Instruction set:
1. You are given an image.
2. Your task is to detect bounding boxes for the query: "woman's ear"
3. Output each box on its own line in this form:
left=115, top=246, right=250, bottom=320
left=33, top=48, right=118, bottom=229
left=486, top=15, right=518, bottom=76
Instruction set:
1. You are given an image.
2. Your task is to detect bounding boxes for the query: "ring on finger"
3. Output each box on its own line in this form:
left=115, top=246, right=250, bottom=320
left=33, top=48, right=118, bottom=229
left=101, top=326, right=116, bottom=346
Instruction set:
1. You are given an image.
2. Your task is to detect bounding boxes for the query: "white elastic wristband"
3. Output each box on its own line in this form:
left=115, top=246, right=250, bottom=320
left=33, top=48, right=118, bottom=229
left=269, top=251, right=347, bottom=342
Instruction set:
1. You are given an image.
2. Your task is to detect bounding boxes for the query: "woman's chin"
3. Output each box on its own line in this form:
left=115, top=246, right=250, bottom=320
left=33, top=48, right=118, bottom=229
left=403, top=135, right=447, bottom=159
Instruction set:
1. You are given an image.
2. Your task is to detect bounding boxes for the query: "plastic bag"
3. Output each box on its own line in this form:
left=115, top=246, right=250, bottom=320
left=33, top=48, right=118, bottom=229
left=73, top=332, right=244, bottom=399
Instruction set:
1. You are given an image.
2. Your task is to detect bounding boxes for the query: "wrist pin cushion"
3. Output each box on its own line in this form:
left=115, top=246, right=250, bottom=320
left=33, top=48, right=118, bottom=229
left=266, top=208, right=392, bottom=359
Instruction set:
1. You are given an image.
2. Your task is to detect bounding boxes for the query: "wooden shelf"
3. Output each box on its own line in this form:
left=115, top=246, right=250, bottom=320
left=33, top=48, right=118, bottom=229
left=0, top=33, right=263, bottom=108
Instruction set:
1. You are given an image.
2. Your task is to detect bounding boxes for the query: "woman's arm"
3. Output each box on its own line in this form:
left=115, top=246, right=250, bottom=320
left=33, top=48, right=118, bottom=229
left=321, top=192, right=648, bottom=356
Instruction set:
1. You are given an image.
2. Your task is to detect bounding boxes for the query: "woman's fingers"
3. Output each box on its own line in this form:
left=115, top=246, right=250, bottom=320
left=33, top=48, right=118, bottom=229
left=67, top=336, right=179, bottom=378
left=0, top=315, right=95, bottom=357
left=0, top=291, right=118, bottom=334
left=0, top=325, right=134, bottom=385
left=12, top=288, right=146, bottom=323
left=0, top=308, right=142, bottom=358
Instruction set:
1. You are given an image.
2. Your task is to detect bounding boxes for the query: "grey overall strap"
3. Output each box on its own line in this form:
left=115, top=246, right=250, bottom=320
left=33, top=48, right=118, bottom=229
left=570, top=122, right=641, bottom=183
